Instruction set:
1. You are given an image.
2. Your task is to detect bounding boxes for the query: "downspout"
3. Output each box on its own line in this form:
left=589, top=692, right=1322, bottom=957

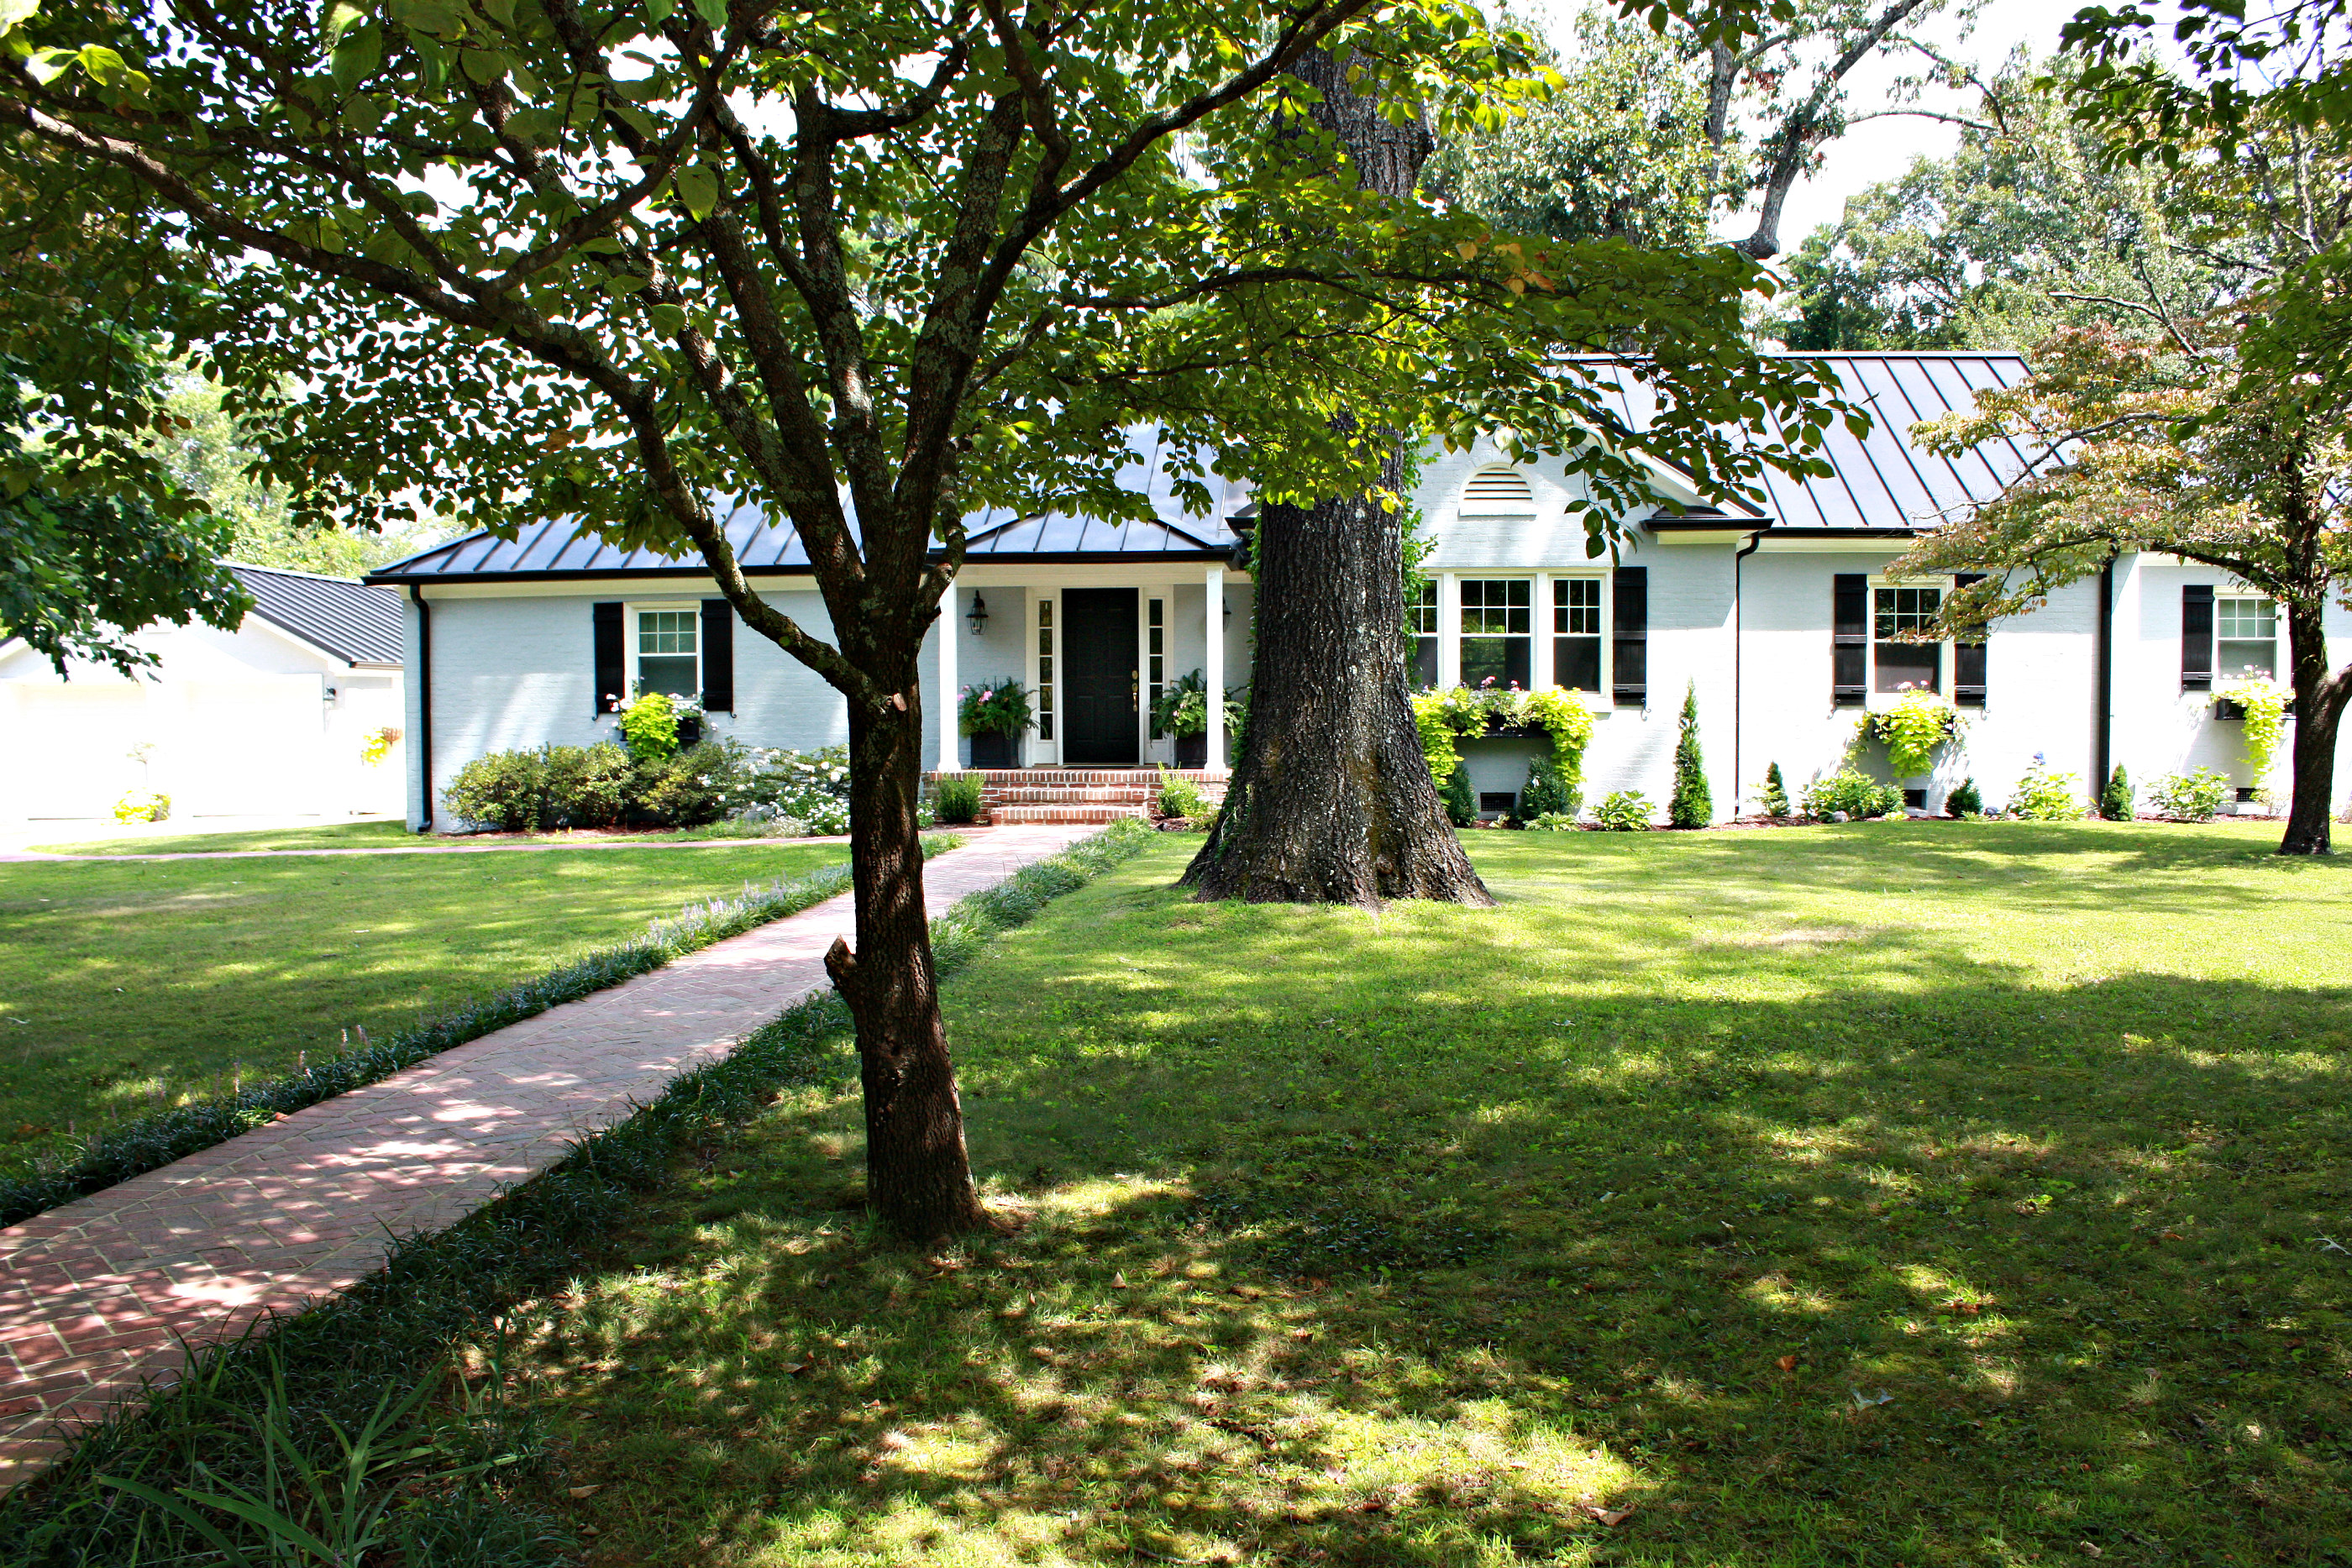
left=410, top=584, right=433, bottom=834
left=2093, top=556, right=2115, bottom=793
left=1734, top=529, right=1762, bottom=813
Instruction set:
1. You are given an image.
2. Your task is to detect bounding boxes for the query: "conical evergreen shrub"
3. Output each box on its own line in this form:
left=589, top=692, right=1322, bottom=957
left=2100, top=764, right=2134, bottom=821
left=1761, top=761, right=1790, bottom=819
left=1441, top=764, right=1478, bottom=827
left=1669, top=682, right=1712, bottom=829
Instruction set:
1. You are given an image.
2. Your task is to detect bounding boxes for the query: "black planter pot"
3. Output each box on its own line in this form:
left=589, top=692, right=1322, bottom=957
left=677, top=715, right=704, bottom=748
left=969, top=730, right=1019, bottom=769
left=1174, top=732, right=1206, bottom=768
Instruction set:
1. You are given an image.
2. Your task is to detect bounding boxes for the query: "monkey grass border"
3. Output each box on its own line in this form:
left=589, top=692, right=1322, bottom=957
left=0, top=819, right=1152, bottom=1559
left=0, top=836, right=969, bottom=1229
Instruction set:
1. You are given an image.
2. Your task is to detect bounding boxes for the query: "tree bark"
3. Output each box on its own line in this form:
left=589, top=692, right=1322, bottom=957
left=825, top=691, right=990, bottom=1235
left=2277, top=596, right=2352, bottom=856
left=1183, top=47, right=1489, bottom=907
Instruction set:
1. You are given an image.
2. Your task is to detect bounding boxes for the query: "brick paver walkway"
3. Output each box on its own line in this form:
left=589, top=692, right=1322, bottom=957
left=0, top=826, right=1092, bottom=1485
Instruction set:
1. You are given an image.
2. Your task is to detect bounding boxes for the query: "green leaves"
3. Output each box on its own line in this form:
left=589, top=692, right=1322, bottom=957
left=674, top=164, right=719, bottom=221
left=330, top=23, right=381, bottom=91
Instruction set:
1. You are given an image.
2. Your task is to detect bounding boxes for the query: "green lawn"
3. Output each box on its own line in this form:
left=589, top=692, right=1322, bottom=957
left=26, top=819, right=846, bottom=856
left=512, top=821, right=2351, bottom=1567
left=0, top=842, right=858, bottom=1170
left=28, top=819, right=418, bottom=855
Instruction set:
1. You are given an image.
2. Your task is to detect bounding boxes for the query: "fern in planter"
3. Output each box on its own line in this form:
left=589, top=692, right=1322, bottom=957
left=1668, top=683, right=1711, bottom=828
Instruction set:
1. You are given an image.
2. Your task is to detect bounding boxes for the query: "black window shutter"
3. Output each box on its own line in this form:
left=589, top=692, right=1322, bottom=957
left=592, top=601, right=624, bottom=715
left=2181, top=585, right=2213, bottom=691
left=700, top=598, right=735, bottom=712
left=1611, top=567, right=1647, bottom=707
left=1954, top=572, right=1987, bottom=706
left=1832, top=573, right=1868, bottom=706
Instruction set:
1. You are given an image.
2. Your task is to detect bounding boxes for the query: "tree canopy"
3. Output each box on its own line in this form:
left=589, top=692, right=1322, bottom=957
left=2, top=0, right=1864, bottom=1231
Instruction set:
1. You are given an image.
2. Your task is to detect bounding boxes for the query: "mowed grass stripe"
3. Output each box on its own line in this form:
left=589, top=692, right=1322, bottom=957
left=0, top=842, right=860, bottom=1172
left=511, top=821, right=2349, bottom=1566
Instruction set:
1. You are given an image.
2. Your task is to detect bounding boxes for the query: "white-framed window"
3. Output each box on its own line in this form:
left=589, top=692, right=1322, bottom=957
left=1553, top=576, right=1603, bottom=692
left=1036, top=597, right=1056, bottom=742
left=1872, top=584, right=1943, bottom=694
left=1409, top=579, right=1438, bottom=686
left=629, top=605, right=701, bottom=698
left=1147, top=598, right=1165, bottom=739
left=2217, top=595, right=2277, bottom=679
left=1459, top=578, right=1531, bottom=688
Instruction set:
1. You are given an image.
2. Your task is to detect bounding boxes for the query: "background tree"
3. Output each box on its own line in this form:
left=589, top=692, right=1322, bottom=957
left=3, top=0, right=1848, bottom=1230
left=1423, top=5, right=1731, bottom=246
left=1695, top=0, right=1986, bottom=261
left=1776, top=57, right=2227, bottom=349
left=154, top=375, right=449, bottom=575
left=1896, top=316, right=2352, bottom=855
left=0, top=163, right=249, bottom=670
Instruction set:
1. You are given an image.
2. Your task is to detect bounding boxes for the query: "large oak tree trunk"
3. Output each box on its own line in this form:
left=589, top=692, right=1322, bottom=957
left=825, top=693, right=990, bottom=1235
left=2278, top=598, right=2352, bottom=856
left=1184, top=481, right=1493, bottom=905
left=1184, top=46, right=1490, bottom=908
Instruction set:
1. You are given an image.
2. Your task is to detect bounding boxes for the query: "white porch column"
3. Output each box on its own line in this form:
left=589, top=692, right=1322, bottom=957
left=1204, top=564, right=1226, bottom=770
left=1532, top=571, right=1554, bottom=690
left=937, top=579, right=958, bottom=772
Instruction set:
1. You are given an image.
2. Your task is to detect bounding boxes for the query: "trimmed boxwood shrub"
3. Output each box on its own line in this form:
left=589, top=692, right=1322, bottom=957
left=937, top=772, right=985, bottom=824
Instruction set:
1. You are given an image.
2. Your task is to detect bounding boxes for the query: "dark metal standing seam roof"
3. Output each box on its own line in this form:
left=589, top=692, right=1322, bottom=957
left=366, top=427, right=1249, bottom=585
left=228, top=563, right=404, bottom=666
left=364, top=355, right=2035, bottom=584
left=1745, top=353, right=2034, bottom=533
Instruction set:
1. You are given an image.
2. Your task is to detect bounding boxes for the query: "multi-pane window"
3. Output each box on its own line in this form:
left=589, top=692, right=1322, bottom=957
left=1553, top=577, right=1602, bottom=692
left=1036, top=599, right=1055, bottom=742
left=1147, top=598, right=1166, bottom=738
left=1408, top=579, right=1438, bottom=687
left=635, top=609, right=700, bottom=697
left=1872, top=586, right=1942, bottom=693
left=2217, top=595, right=2277, bottom=679
left=1458, top=579, right=1531, bottom=688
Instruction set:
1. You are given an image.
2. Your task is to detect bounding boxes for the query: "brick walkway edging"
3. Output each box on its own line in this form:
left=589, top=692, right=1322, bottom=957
left=0, top=825, right=1093, bottom=1486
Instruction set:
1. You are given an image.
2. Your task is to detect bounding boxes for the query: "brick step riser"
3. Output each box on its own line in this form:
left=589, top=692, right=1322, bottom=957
left=928, top=770, right=1226, bottom=785
left=987, top=805, right=1151, bottom=825
left=983, top=789, right=1161, bottom=805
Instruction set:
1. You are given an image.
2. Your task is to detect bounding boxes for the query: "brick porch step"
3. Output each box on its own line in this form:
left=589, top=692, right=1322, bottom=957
left=989, top=804, right=1152, bottom=825
left=984, top=785, right=1160, bottom=805
left=924, top=768, right=1225, bottom=828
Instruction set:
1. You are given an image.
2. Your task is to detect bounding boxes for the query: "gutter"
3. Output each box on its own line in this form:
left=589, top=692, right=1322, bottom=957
left=410, top=585, right=433, bottom=833
left=2094, top=556, right=2116, bottom=792
left=1734, top=530, right=1762, bottom=811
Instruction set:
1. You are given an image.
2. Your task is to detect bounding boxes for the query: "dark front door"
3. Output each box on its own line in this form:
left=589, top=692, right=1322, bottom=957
left=1061, top=588, right=1138, bottom=765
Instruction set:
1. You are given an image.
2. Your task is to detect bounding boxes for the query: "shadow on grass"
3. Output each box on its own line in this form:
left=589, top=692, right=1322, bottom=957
left=518, top=827, right=2351, bottom=1567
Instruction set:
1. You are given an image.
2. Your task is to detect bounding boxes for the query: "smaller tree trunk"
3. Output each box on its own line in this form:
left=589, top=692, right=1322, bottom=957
left=826, top=696, right=990, bottom=1235
left=2278, top=599, right=2352, bottom=856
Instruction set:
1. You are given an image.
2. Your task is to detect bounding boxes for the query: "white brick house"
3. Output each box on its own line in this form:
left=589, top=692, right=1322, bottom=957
left=366, top=352, right=2352, bottom=829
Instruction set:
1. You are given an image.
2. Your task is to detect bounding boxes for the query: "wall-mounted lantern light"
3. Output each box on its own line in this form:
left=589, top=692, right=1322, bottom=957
left=968, top=592, right=989, bottom=636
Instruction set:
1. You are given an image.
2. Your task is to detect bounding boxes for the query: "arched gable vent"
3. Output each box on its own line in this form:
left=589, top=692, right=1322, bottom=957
left=1459, top=466, right=1536, bottom=516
